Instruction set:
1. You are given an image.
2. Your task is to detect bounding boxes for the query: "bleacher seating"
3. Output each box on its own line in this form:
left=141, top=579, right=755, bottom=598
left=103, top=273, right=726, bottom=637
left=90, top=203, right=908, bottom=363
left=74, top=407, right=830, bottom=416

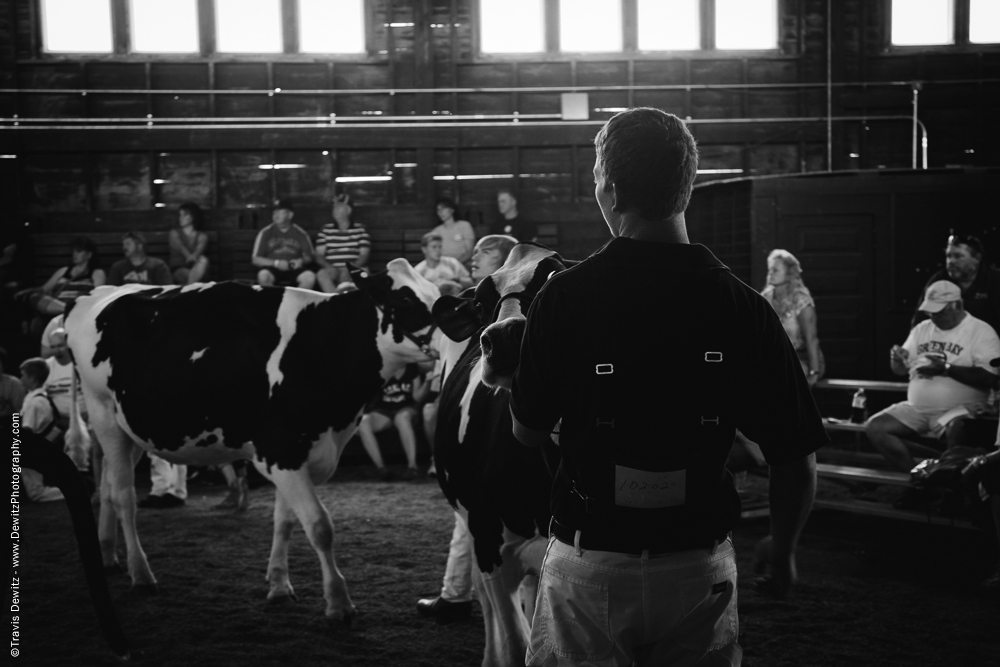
left=30, top=222, right=560, bottom=285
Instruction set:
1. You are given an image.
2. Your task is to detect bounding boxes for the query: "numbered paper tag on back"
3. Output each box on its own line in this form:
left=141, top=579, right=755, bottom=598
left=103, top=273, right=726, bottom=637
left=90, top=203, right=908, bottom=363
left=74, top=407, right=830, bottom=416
left=614, top=465, right=686, bottom=509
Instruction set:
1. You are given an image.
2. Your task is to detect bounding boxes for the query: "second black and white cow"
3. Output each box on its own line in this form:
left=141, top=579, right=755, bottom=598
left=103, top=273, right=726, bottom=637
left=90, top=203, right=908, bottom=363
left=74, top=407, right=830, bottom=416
left=65, top=260, right=440, bottom=623
left=431, top=243, right=574, bottom=667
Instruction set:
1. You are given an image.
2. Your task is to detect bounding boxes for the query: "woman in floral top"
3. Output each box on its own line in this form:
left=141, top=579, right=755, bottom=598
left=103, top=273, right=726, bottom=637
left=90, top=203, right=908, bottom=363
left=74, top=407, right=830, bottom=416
left=762, top=249, right=824, bottom=386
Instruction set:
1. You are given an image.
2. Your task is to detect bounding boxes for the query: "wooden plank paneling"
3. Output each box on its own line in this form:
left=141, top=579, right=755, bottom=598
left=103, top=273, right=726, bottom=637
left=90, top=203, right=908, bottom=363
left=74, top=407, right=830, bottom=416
left=23, top=153, right=89, bottom=212
left=217, top=151, right=272, bottom=209
left=157, top=151, right=213, bottom=208
left=94, top=153, right=151, bottom=210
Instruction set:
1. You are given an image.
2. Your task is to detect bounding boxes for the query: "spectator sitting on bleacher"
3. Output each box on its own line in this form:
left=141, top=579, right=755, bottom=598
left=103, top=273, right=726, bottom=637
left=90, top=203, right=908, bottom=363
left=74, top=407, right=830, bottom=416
left=18, top=357, right=65, bottom=502
left=430, top=197, right=476, bottom=266
left=108, top=232, right=172, bottom=286
left=414, top=233, right=474, bottom=290
left=252, top=199, right=317, bottom=290
left=358, top=362, right=431, bottom=481
left=315, top=193, right=370, bottom=293
left=489, top=189, right=537, bottom=242
left=867, top=281, right=1000, bottom=506
left=16, top=235, right=105, bottom=316
left=0, top=347, right=25, bottom=424
left=913, top=234, right=1000, bottom=334
left=169, top=203, right=210, bottom=285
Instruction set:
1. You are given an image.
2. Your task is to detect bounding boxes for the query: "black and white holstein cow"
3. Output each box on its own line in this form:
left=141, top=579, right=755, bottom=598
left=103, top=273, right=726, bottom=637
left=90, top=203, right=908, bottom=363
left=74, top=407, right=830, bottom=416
left=65, top=260, right=441, bottom=623
left=431, top=243, right=573, bottom=667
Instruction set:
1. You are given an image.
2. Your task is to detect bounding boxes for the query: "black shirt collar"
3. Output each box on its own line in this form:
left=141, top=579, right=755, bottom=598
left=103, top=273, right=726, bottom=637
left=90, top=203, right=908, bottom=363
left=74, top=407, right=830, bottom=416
left=598, top=236, right=728, bottom=269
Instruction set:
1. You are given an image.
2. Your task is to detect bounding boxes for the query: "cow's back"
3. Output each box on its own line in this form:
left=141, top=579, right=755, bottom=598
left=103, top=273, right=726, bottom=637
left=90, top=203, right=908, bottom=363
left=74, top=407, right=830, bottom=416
left=67, top=283, right=386, bottom=469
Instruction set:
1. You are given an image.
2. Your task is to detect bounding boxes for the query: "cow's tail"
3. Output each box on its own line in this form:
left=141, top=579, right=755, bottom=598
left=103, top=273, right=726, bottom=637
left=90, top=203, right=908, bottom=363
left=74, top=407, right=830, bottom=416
left=64, top=366, right=92, bottom=471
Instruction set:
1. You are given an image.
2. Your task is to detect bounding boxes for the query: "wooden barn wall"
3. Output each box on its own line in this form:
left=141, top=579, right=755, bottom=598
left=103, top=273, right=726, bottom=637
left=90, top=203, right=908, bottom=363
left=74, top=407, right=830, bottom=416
left=1, top=0, right=998, bottom=268
left=691, top=169, right=1000, bottom=382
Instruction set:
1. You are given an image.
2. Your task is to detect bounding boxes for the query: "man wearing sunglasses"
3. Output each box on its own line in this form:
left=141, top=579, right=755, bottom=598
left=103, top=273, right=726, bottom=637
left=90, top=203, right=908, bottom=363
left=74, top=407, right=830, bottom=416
left=912, top=234, right=1000, bottom=334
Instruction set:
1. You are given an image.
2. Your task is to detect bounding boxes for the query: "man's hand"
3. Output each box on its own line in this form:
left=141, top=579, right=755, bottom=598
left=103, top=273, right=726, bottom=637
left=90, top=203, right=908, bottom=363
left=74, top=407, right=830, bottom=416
left=274, top=259, right=290, bottom=272
left=890, top=345, right=909, bottom=366
left=915, top=355, right=947, bottom=378
left=288, top=258, right=303, bottom=271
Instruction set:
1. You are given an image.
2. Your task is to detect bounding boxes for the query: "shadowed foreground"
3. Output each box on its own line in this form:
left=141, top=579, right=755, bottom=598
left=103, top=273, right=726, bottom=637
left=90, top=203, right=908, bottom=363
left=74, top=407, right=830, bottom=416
left=17, top=467, right=999, bottom=667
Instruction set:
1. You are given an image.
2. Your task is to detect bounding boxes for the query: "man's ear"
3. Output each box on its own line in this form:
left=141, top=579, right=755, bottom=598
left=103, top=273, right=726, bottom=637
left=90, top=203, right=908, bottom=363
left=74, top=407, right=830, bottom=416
left=609, top=182, right=624, bottom=213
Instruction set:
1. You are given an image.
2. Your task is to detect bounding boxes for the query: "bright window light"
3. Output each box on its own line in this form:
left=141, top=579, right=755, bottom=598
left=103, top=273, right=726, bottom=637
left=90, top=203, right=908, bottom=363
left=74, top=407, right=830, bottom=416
left=637, top=0, right=700, bottom=50
left=216, top=0, right=282, bottom=53
left=300, top=0, right=366, bottom=53
left=480, top=0, right=545, bottom=53
left=559, top=0, right=622, bottom=52
left=131, top=0, right=199, bottom=53
left=41, top=0, right=113, bottom=53
left=891, top=0, right=953, bottom=45
left=970, top=0, right=1000, bottom=44
left=715, top=0, right=776, bottom=50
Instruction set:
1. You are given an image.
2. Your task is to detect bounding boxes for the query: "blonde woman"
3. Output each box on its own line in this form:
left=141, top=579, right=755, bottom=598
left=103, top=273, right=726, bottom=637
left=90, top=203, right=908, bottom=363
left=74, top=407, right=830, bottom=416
left=762, top=249, right=824, bottom=386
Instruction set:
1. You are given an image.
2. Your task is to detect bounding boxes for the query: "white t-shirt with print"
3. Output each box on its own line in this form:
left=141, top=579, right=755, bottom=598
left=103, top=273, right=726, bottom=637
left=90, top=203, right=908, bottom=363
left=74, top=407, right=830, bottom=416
left=414, top=256, right=470, bottom=286
left=902, top=313, right=1000, bottom=411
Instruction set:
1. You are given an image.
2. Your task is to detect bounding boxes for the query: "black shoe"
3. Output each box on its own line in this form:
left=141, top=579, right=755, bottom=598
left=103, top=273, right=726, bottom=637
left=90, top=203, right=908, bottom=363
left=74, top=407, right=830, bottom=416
left=893, top=486, right=941, bottom=511
left=138, top=494, right=167, bottom=509
left=401, top=467, right=419, bottom=481
left=378, top=467, right=396, bottom=482
left=158, top=494, right=185, bottom=508
left=416, top=597, right=472, bottom=624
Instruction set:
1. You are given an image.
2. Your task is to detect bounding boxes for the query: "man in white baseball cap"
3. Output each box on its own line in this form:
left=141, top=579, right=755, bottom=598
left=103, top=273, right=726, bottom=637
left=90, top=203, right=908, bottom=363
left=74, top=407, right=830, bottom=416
left=867, top=280, right=1000, bottom=508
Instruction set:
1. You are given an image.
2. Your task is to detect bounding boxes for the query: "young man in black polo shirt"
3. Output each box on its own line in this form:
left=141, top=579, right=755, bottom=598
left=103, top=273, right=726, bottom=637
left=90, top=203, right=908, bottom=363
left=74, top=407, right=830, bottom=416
left=511, top=108, right=827, bottom=666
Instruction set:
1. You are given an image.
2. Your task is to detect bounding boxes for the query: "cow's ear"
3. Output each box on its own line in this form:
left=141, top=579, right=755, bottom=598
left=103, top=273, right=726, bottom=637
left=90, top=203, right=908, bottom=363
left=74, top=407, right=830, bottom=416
left=432, top=295, right=480, bottom=342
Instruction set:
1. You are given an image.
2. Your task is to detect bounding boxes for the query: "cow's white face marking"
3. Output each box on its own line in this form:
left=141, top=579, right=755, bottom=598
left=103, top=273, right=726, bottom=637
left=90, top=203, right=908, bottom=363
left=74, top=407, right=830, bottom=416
left=457, top=361, right=484, bottom=443
left=374, top=259, right=442, bottom=377
left=490, top=245, right=558, bottom=323
left=265, top=292, right=304, bottom=396
left=190, top=348, right=208, bottom=362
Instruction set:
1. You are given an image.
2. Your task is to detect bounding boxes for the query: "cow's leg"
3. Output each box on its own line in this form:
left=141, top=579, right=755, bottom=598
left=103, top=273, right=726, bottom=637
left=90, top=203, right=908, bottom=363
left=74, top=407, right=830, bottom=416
left=92, top=409, right=156, bottom=591
left=475, top=529, right=548, bottom=667
left=270, top=469, right=356, bottom=623
left=265, top=487, right=298, bottom=602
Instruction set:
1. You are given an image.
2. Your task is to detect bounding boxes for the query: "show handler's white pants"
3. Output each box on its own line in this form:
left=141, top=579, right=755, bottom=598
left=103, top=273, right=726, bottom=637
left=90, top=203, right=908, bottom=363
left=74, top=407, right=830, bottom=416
left=440, top=511, right=474, bottom=602
left=149, top=454, right=188, bottom=500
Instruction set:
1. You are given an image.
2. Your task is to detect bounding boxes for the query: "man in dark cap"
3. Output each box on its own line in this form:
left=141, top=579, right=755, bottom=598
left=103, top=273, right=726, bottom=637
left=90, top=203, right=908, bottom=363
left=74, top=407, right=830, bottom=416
left=912, top=234, right=1000, bottom=333
left=252, top=199, right=317, bottom=289
left=107, top=231, right=172, bottom=286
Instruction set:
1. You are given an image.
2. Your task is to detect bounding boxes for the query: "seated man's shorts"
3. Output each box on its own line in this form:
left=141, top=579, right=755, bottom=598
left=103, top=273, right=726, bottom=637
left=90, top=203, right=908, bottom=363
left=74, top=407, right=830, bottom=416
left=871, top=402, right=952, bottom=440
left=366, top=406, right=418, bottom=430
left=263, top=267, right=312, bottom=286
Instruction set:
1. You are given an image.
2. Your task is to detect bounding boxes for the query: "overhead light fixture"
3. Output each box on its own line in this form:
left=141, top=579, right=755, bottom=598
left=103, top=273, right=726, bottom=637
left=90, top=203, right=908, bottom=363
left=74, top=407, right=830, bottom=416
left=696, top=169, right=744, bottom=175
left=433, top=174, right=515, bottom=181
left=258, top=164, right=308, bottom=170
left=153, top=179, right=169, bottom=184
left=0, top=154, right=17, bottom=159
left=335, top=176, right=392, bottom=183
left=393, top=162, right=418, bottom=168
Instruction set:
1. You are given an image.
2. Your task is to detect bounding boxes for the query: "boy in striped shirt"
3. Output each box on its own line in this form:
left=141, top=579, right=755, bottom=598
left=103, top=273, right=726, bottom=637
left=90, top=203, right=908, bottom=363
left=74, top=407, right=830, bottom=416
left=316, top=194, right=371, bottom=293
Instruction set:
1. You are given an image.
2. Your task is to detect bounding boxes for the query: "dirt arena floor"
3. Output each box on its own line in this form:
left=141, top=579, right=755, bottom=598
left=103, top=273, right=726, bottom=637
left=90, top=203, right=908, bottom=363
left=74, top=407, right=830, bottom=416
left=16, top=465, right=1000, bottom=667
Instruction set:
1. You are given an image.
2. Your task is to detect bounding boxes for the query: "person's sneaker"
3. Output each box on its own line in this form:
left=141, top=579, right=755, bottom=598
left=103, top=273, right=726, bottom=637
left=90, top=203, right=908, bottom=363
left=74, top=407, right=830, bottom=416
left=427, top=460, right=437, bottom=478
left=138, top=494, right=167, bottom=509
left=378, top=467, right=396, bottom=482
left=158, top=494, right=185, bottom=508
left=416, top=597, right=472, bottom=624
left=892, top=486, right=941, bottom=511
left=401, top=467, right=419, bottom=481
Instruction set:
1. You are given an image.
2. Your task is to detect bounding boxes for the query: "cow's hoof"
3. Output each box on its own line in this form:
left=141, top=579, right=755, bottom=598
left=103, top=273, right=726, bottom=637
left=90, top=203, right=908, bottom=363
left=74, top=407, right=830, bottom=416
left=103, top=563, right=127, bottom=576
left=327, top=607, right=357, bottom=628
left=132, top=583, right=159, bottom=596
left=267, top=592, right=298, bottom=605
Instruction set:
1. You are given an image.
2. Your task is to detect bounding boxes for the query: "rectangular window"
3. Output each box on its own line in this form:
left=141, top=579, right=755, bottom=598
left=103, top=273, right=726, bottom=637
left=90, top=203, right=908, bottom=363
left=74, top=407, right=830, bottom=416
left=969, top=0, right=1000, bottom=44
left=480, top=0, right=545, bottom=53
left=637, top=0, right=700, bottom=51
left=130, top=0, right=199, bottom=53
left=216, top=0, right=283, bottom=53
left=891, top=0, right=953, bottom=46
left=715, top=0, right=776, bottom=50
left=559, top=0, right=622, bottom=53
left=299, top=0, right=366, bottom=53
left=41, top=0, right=113, bottom=53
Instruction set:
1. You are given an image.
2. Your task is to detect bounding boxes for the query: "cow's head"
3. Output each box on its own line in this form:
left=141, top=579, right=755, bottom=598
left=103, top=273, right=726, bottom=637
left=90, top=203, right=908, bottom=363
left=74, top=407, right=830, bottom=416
left=431, top=242, right=573, bottom=390
left=351, top=259, right=442, bottom=362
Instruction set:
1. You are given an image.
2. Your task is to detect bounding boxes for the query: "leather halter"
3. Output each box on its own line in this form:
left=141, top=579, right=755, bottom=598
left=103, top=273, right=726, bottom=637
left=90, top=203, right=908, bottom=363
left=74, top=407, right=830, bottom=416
left=491, top=291, right=527, bottom=323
